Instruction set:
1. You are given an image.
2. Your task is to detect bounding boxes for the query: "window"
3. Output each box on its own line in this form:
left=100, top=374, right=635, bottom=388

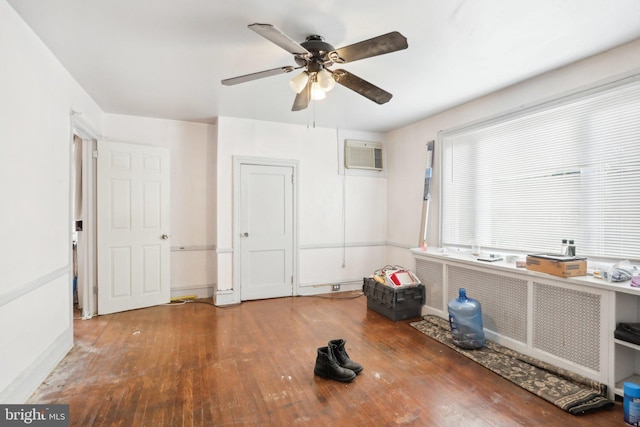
left=440, top=75, right=640, bottom=261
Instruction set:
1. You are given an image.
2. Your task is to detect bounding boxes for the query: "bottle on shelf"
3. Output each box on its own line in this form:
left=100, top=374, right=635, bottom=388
left=568, top=240, right=576, bottom=257
left=560, top=239, right=568, bottom=256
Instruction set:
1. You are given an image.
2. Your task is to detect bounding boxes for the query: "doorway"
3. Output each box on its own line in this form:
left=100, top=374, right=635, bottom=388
left=71, top=114, right=99, bottom=319
left=70, top=115, right=171, bottom=317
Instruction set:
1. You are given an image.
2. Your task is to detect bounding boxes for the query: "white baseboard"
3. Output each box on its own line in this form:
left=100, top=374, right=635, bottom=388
left=170, top=284, right=214, bottom=300
left=214, top=289, right=240, bottom=306
left=213, top=280, right=364, bottom=303
left=1, top=328, right=73, bottom=404
left=296, top=281, right=363, bottom=296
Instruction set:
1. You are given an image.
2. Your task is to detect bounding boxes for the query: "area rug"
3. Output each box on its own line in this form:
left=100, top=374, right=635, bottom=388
left=410, top=315, right=614, bottom=415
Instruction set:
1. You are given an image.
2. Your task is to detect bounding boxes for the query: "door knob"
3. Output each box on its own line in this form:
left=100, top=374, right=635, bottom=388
left=161, top=234, right=169, bottom=240
left=241, top=232, right=249, bottom=237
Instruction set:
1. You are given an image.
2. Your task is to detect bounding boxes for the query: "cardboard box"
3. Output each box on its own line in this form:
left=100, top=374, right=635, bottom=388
left=525, top=254, right=587, bottom=277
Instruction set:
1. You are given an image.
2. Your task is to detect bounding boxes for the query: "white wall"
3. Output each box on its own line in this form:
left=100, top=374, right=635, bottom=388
left=215, top=117, right=386, bottom=303
left=384, top=39, right=640, bottom=268
left=102, top=114, right=217, bottom=299
left=0, top=0, right=103, bottom=402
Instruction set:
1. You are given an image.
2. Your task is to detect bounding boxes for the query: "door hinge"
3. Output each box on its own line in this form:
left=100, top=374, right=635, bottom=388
left=92, top=150, right=99, bottom=158
left=291, top=174, right=294, bottom=185
left=291, top=276, right=293, bottom=285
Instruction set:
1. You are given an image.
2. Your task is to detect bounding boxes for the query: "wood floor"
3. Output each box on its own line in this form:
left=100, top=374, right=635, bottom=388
left=29, top=292, right=624, bottom=426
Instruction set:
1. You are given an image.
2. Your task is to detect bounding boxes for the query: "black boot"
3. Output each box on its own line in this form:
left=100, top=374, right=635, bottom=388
left=329, top=339, right=363, bottom=374
left=314, top=346, right=356, bottom=382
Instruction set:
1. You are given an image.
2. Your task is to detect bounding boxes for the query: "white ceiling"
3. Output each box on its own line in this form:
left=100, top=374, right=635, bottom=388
left=7, top=0, right=640, bottom=133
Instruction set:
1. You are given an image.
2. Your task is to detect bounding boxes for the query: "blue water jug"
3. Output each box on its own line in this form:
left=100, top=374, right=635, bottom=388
left=625, top=382, right=640, bottom=426
left=448, top=288, right=485, bottom=349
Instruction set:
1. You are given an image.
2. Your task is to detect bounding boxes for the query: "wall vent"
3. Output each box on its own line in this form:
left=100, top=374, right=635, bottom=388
left=345, top=140, right=383, bottom=171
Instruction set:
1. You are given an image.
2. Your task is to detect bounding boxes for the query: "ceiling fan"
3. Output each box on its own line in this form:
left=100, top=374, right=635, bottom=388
left=221, top=23, right=408, bottom=111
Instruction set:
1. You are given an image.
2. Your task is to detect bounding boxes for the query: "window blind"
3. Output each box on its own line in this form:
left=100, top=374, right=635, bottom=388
left=440, top=76, right=640, bottom=260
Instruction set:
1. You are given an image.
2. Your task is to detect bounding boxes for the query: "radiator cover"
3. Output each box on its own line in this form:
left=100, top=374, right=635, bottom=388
left=413, top=253, right=606, bottom=382
left=533, top=281, right=601, bottom=371
left=448, top=265, right=528, bottom=344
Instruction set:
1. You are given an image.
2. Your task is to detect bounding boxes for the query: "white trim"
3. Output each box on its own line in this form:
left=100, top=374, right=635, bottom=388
left=216, top=247, right=233, bottom=254
left=298, top=278, right=364, bottom=288
left=232, top=156, right=299, bottom=302
left=0, top=266, right=69, bottom=307
left=170, top=284, right=214, bottom=299
left=385, top=241, right=413, bottom=250
left=0, top=328, right=72, bottom=404
left=437, top=130, right=444, bottom=249
left=300, top=241, right=387, bottom=250
left=79, top=138, right=97, bottom=319
left=296, top=281, right=363, bottom=296
left=214, top=289, right=240, bottom=306
left=68, top=121, right=76, bottom=326
left=70, top=111, right=101, bottom=140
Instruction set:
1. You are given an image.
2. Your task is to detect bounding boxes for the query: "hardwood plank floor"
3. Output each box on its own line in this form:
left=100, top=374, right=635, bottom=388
left=29, top=292, right=624, bottom=426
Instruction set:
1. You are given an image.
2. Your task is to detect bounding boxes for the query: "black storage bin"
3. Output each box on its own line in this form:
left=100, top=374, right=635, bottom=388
left=363, top=277, right=425, bottom=321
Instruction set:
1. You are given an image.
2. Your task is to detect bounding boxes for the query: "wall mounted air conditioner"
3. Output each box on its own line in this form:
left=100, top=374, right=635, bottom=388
left=344, top=140, right=383, bottom=171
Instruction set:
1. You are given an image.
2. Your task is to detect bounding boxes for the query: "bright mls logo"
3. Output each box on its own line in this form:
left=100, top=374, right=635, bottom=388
left=1, top=405, right=69, bottom=426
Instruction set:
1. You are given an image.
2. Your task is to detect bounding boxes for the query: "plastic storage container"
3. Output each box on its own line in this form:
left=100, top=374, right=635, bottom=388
left=448, top=288, right=485, bottom=349
left=363, top=278, right=425, bottom=321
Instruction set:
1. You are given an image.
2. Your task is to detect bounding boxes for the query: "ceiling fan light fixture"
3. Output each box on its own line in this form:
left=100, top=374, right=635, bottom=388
left=289, top=71, right=309, bottom=93
left=310, top=81, right=326, bottom=100
left=317, top=69, right=335, bottom=92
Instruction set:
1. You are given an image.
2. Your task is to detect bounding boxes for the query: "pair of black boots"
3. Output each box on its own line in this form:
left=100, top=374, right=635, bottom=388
left=314, top=339, right=363, bottom=382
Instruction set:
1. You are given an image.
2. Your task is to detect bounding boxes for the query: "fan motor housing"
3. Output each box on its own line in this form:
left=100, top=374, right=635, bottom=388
left=296, top=35, right=335, bottom=69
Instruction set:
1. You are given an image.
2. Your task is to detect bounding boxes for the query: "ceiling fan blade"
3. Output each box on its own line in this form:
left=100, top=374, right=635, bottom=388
left=332, top=69, right=392, bottom=105
left=221, top=66, right=296, bottom=86
left=332, top=31, right=408, bottom=63
left=248, top=23, right=311, bottom=56
left=291, top=80, right=311, bottom=111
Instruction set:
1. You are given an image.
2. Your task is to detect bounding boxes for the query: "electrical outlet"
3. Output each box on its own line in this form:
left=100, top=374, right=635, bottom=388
left=332, top=284, right=340, bottom=291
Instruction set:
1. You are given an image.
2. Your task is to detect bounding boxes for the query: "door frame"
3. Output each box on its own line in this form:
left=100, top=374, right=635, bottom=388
left=232, top=156, right=299, bottom=301
left=71, top=113, right=100, bottom=319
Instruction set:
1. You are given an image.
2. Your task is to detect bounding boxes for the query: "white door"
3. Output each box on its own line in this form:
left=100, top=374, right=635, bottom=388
left=97, top=140, right=170, bottom=315
left=239, top=164, right=294, bottom=300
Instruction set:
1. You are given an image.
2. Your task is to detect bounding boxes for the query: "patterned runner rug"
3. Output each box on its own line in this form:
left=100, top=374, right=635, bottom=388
left=410, top=315, right=614, bottom=415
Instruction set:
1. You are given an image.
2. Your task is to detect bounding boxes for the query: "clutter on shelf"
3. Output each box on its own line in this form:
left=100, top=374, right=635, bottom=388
left=603, top=260, right=638, bottom=283
left=615, top=322, right=640, bottom=346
